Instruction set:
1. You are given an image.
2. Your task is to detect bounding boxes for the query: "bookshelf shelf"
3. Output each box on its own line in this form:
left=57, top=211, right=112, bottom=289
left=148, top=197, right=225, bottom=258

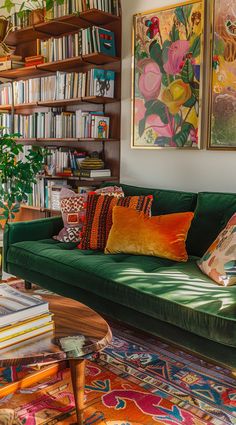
left=7, top=10, right=120, bottom=46
left=0, top=55, right=120, bottom=80
left=16, top=138, right=119, bottom=146
left=37, top=175, right=119, bottom=183
left=0, top=66, right=44, bottom=80
left=0, top=98, right=118, bottom=111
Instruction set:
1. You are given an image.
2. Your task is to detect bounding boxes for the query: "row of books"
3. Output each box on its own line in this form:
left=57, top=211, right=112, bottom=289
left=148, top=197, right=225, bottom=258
left=0, top=284, right=54, bottom=349
left=46, top=0, right=120, bottom=17
left=0, top=69, right=115, bottom=105
left=13, top=111, right=110, bottom=139
left=9, top=0, right=120, bottom=30
left=38, top=26, right=116, bottom=62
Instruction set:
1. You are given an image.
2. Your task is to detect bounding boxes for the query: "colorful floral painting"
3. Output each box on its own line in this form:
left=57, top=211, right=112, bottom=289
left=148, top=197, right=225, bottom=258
left=210, top=0, right=236, bottom=149
left=132, top=1, right=204, bottom=149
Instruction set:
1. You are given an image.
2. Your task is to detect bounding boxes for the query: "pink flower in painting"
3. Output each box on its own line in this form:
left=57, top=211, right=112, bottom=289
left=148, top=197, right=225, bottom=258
left=135, top=98, right=146, bottom=124
left=164, top=40, right=190, bottom=75
left=146, top=114, right=175, bottom=138
left=139, top=62, right=162, bottom=100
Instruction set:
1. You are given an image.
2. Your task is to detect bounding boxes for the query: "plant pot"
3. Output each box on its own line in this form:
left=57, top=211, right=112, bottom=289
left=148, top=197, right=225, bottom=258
left=29, top=8, right=45, bottom=26
left=0, top=17, right=9, bottom=42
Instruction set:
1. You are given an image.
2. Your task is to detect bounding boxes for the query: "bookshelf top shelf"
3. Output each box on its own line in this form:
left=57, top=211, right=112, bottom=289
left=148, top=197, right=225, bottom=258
left=6, top=10, right=121, bottom=46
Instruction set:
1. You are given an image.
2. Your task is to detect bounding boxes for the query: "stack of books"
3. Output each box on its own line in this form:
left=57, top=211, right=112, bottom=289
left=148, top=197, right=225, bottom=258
left=24, top=55, right=46, bottom=67
left=13, top=78, right=41, bottom=104
left=13, top=111, right=110, bottom=139
left=0, top=56, right=24, bottom=72
left=0, top=284, right=54, bottom=349
left=38, top=26, right=116, bottom=61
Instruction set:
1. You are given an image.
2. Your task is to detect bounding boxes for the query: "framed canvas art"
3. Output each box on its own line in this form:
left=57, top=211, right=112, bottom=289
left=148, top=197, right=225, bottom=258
left=131, top=0, right=205, bottom=149
left=208, top=0, right=236, bottom=150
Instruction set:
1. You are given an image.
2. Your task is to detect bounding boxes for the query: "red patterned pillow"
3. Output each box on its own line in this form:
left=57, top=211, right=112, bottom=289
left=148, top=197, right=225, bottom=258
left=79, top=194, right=153, bottom=250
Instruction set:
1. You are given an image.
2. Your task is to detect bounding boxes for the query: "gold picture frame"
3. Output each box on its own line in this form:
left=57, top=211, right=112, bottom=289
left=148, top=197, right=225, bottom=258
left=131, top=0, right=205, bottom=150
left=207, top=0, right=236, bottom=150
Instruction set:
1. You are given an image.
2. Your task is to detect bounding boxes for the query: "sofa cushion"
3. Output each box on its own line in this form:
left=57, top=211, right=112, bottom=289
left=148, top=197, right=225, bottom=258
left=7, top=240, right=236, bottom=347
left=100, top=183, right=197, bottom=216
left=105, top=207, right=194, bottom=262
left=187, top=192, right=236, bottom=257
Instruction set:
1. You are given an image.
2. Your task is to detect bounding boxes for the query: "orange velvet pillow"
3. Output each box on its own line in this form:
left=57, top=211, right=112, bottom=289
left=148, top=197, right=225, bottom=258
left=105, top=207, right=194, bottom=262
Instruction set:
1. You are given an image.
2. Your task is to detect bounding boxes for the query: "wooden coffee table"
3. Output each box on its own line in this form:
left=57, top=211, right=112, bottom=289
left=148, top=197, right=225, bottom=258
left=0, top=293, right=112, bottom=425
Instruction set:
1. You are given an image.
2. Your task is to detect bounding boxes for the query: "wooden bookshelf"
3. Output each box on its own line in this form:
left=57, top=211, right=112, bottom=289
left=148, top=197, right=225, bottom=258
left=1, top=5, right=121, bottom=221
left=6, top=10, right=121, bottom=45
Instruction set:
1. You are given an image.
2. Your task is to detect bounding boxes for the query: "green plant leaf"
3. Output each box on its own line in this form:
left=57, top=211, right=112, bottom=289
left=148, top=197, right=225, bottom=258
left=162, top=73, right=174, bottom=87
left=175, top=7, right=186, bottom=25
left=162, top=40, right=171, bottom=64
left=169, top=24, right=180, bottom=42
left=183, top=95, right=197, bottom=108
left=181, top=59, right=194, bottom=83
left=174, top=123, right=193, bottom=147
left=145, top=99, right=169, bottom=125
left=139, top=118, right=146, bottom=138
left=190, top=35, right=201, bottom=58
left=149, top=41, right=164, bottom=73
left=184, top=5, right=193, bottom=20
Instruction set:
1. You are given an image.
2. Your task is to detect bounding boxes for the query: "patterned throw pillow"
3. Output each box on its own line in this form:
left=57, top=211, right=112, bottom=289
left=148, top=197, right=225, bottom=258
left=198, top=213, right=236, bottom=286
left=79, top=194, right=153, bottom=250
left=54, top=186, right=124, bottom=243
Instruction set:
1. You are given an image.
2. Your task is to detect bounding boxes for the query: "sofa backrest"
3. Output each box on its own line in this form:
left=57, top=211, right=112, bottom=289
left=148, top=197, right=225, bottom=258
left=100, top=183, right=236, bottom=257
left=186, top=192, right=236, bottom=256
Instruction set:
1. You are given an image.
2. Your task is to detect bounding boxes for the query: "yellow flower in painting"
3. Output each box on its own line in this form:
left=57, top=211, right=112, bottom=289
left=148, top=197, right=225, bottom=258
left=162, top=79, right=192, bottom=115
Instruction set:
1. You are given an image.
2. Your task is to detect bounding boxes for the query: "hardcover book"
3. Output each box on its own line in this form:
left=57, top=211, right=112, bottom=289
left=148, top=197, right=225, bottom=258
left=93, top=69, right=115, bottom=97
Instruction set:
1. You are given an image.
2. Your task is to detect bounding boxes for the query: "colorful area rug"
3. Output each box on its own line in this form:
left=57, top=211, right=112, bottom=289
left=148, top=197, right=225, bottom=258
left=0, top=321, right=236, bottom=425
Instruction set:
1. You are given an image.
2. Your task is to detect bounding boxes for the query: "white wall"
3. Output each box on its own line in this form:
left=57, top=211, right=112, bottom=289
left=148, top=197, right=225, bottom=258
left=120, top=0, right=236, bottom=193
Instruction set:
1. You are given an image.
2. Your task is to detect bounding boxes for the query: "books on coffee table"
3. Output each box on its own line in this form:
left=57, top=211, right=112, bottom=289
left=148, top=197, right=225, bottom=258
left=0, top=284, right=54, bottom=349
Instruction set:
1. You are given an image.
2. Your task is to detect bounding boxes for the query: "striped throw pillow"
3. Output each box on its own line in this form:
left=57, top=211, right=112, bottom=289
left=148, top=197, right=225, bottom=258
left=79, top=193, right=153, bottom=251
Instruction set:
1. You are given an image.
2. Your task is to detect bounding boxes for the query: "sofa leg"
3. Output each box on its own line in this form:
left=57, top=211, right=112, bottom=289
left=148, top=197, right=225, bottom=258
left=25, top=281, right=32, bottom=290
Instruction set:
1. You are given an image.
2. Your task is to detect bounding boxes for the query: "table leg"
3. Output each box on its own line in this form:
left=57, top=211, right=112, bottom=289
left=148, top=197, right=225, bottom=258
left=69, top=359, right=85, bottom=425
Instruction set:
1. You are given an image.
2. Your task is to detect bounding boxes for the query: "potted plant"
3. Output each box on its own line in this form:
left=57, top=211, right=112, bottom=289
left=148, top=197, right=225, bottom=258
left=1, top=0, right=65, bottom=26
left=0, top=131, right=47, bottom=226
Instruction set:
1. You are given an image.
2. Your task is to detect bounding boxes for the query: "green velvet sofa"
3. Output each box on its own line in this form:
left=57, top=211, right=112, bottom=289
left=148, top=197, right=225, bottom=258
left=3, top=184, right=236, bottom=370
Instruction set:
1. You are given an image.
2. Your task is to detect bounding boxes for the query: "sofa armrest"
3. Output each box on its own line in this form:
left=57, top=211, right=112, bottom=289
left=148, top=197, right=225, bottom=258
left=3, top=216, right=63, bottom=273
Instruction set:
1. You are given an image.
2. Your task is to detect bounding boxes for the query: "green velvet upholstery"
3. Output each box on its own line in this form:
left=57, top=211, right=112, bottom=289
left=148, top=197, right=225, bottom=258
left=187, top=192, right=236, bottom=256
left=100, top=182, right=197, bottom=216
left=6, top=239, right=236, bottom=347
left=3, top=184, right=236, bottom=370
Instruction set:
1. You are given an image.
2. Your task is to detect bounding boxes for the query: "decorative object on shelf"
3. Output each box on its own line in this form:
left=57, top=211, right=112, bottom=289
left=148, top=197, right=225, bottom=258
left=0, top=16, right=14, bottom=56
left=132, top=0, right=204, bottom=149
left=0, top=132, right=46, bottom=226
left=208, top=0, right=236, bottom=149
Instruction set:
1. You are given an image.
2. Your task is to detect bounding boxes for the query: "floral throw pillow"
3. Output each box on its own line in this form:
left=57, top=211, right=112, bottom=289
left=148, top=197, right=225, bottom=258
left=198, top=213, right=236, bottom=286
left=54, top=186, right=124, bottom=243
